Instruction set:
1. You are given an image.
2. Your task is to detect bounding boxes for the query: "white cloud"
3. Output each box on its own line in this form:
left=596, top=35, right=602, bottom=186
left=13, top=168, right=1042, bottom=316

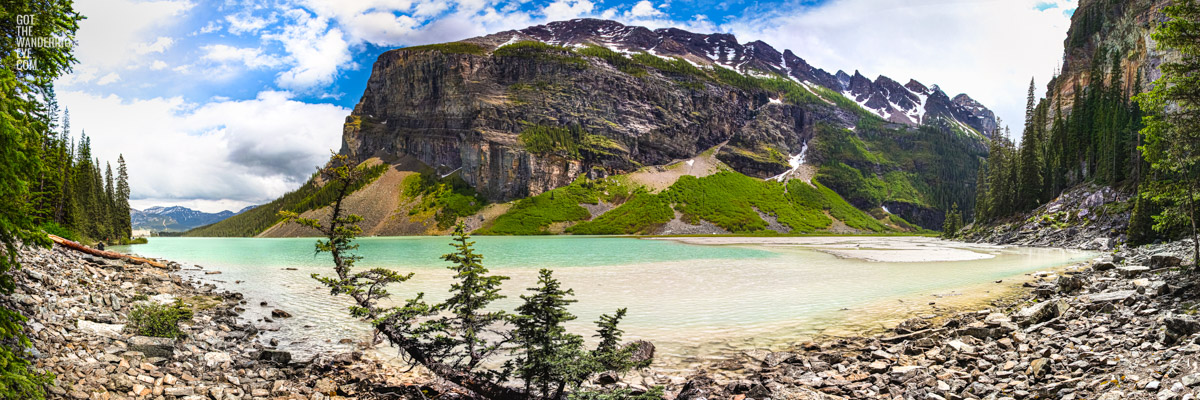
left=59, top=90, right=348, bottom=208
left=267, top=9, right=354, bottom=90
left=96, top=72, right=121, bottom=85
left=544, top=0, right=595, bottom=21
left=722, top=0, right=1076, bottom=135
left=69, top=0, right=192, bottom=69
left=129, top=198, right=257, bottom=214
left=201, top=44, right=283, bottom=69
left=150, top=60, right=169, bottom=70
left=628, top=1, right=664, bottom=18
left=132, top=36, right=175, bottom=55
left=225, top=12, right=274, bottom=34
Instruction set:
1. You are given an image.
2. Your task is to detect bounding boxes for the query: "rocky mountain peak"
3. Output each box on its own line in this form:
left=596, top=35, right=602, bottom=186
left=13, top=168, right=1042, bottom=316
left=486, top=19, right=999, bottom=135
left=478, top=19, right=999, bottom=135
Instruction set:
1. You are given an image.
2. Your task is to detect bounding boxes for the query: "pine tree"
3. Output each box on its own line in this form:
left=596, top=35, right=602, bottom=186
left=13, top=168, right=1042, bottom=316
left=941, top=203, right=962, bottom=238
left=0, top=1, right=83, bottom=397
left=1136, top=0, right=1200, bottom=267
left=116, top=155, right=130, bottom=238
left=1017, top=78, right=1043, bottom=210
left=104, top=162, right=116, bottom=241
left=513, top=269, right=584, bottom=399
left=439, top=224, right=510, bottom=369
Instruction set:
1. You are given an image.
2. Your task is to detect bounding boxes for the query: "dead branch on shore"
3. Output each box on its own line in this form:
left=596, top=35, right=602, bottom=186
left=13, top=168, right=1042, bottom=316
left=47, top=234, right=167, bottom=269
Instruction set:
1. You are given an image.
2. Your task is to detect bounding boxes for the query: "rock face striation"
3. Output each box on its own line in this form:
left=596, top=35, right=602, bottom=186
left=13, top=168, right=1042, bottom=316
left=340, top=19, right=998, bottom=202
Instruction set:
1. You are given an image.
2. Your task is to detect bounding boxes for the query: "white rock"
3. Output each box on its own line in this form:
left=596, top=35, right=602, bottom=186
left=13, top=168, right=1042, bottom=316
left=204, top=351, right=232, bottom=367
left=75, top=319, right=125, bottom=338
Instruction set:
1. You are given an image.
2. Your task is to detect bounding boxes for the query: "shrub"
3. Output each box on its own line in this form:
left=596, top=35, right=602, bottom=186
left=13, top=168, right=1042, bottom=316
left=40, top=222, right=78, bottom=242
left=402, top=172, right=488, bottom=229
left=494, top=41, right=587, bottom=68
left=127, top=300, right=193, bottom=338
left=578, top=46, right=646, bottom=76
left=400, top=42, right=486, bottom=55
left=569, top=191, right=674, bottom=234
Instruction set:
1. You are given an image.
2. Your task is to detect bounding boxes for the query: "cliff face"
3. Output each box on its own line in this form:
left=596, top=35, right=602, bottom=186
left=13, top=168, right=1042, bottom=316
left=1049, top=0, right=1170, bottom=110
left=340, top=19, right=998, bottom=203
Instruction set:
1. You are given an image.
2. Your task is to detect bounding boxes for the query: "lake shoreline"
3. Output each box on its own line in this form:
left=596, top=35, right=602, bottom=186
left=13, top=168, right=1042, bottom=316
left=13, top=243, right=441, bottom=399
left=27, top=236, right=1191, bottom=399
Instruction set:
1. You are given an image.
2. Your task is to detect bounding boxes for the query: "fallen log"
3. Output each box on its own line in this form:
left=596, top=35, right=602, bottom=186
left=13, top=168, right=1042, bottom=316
left=47, top=234, right=166, bottom=269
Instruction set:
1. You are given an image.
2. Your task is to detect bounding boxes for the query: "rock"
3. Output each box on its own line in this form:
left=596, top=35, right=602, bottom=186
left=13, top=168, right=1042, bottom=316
left=895, top=317, right=933, bottom=334
left=947, top=339, right=976, bottom=353
left=164, top=387, right=195, bottom=396
left=868, top=360, right=889, bottom=372
left=1088, top=290, right=1137, bottom=303
left=1093, top=261, right=1117, bottom=272
left=1164, top=316, right=1200, bottom=344
left=596, top=371, right=619, bottom=385
left=271, top=309, right=292, bottom=318
left=75, top=319, right=125, bottom=338
left=1150, top=255, right=1183, bottom=269
left=1117, top=266, right=1150, bottom=278
left=257, top=349, right=292, bottom=365
left=891, top=365, right=925, bottom=374
left=1183, top=374, right=1200, bottom=387
left=1028, top=358, right=1050, bottom=378
left=128, top=335, right=174, bottom=358
left=1017, top=299, right=1068, bottom=325
left=203, top=351, right=232, bottom=367
left=676, top=374, right=716, bottom=400
left=1056, top=275, right=1084, bottom=293
left=626, top=340, right=655, bottom=367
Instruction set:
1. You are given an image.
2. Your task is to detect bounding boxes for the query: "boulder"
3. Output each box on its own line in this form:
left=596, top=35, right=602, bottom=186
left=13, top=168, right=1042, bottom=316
left=1088, top=290, right=1137, bottom=303
left=676, top=374, right=716, bottom=400
left=256, top=349, right=292, bottom=365
left=626, top=340, right=655, bottom=368
left=75, top=319, right=125, bottom=338
left=1164, top=316, right=1200, bottom=344
left=1056, top=275, right=1084, bottom=293
left=1150, top=254, right=1183, bottom=269
left=1016, top=300, right=1068, bottom=325
left=1092, top=261, right=1117, bottom=272
left=271, top=309, right=292, bottom=318
left=128, top=336, right=174, bottom=358
left=1116, top=265, right=1150, bottom=278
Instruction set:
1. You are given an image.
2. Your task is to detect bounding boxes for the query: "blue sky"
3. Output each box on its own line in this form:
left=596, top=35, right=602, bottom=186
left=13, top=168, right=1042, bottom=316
left=57, top=0, right=1077, bottom=212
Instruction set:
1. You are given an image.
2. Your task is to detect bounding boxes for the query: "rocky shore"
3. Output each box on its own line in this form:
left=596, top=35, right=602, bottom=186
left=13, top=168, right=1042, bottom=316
left=8, top=244, right=447, bottom=400
left=13, top=235, right=1200, bottom=400
left=664, top=239, right=1200, bottom=400
left=963, top=184, right=1132, bottom=251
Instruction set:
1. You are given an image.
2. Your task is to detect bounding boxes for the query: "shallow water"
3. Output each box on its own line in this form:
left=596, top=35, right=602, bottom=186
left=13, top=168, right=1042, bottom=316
left=113, top=236, right=1095, bottom=370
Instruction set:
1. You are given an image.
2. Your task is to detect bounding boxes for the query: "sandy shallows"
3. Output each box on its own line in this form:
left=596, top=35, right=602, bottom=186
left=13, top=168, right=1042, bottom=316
left=653, top=236, right=1009, bottom=262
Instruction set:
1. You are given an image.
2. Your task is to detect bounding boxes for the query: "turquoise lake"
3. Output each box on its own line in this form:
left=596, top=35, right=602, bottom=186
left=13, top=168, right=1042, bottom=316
left=113, top=236, right=1095, bottom=370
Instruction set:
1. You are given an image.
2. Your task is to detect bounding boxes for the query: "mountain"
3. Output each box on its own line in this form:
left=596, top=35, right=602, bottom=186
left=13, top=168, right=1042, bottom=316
left=132, top=206, right=250, bottom=232
left=192, top=19, right=999, bottom=237
left=963, top=0, right=1189, bottom=248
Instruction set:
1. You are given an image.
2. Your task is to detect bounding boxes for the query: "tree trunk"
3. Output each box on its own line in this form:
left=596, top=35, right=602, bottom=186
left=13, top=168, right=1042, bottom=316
left=47, top=234, right=166, bottom=268
left=1190, top=177, right=1199, bottom=270
left=377, top=324, right=528, bottom=400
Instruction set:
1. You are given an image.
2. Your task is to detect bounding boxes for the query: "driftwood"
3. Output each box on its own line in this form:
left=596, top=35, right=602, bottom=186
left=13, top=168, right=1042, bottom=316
left=47, top=234, right=166, bottom=269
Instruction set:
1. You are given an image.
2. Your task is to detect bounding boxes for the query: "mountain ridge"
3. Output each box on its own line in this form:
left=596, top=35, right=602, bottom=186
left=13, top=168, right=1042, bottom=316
left=494, top=18, right=998, bottom=133
left=133, top=205, right=254, bottom=232
left=193, top=19, right=996, bottom=237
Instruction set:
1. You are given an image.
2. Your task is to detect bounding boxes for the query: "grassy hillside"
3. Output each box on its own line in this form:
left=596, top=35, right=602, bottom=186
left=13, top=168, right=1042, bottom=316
left=812, top=120, right=987, bottom=226
left=478, top=169, right=889, bottom=235
left=185, top=162, right=388, bottom=237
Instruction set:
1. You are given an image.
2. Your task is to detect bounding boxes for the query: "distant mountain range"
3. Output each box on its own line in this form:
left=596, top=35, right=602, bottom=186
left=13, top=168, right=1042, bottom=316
left=131, top=205, right=255, bottom=232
